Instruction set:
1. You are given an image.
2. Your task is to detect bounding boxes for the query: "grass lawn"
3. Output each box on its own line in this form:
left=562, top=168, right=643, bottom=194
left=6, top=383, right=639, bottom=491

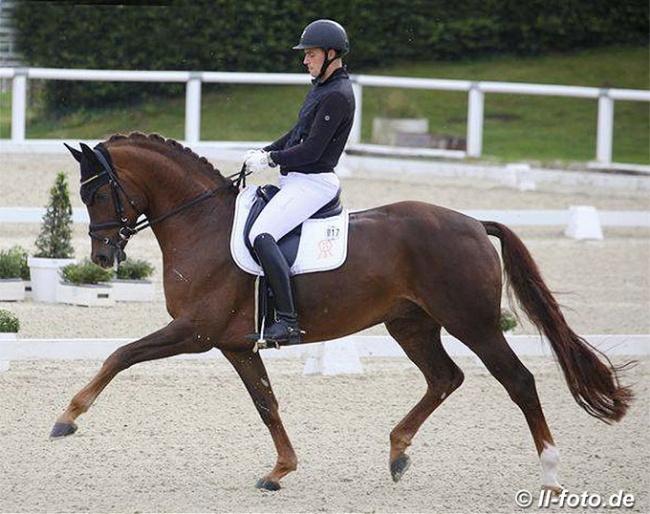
left=0, top=45, right=648, bottom=165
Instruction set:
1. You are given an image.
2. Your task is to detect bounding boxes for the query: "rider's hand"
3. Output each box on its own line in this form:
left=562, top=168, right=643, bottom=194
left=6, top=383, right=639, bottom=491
left=243, top=149, right=260, bottom=162
left=244, top=149, right=273, bottom=175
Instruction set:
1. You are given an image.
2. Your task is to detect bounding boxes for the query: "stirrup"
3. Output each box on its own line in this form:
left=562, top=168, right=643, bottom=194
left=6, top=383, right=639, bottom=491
left=247, top=322, right=303, bottom=352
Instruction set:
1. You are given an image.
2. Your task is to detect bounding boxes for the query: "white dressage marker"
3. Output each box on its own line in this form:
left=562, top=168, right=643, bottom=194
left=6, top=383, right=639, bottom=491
left=565, top=205, right=604, bottom=240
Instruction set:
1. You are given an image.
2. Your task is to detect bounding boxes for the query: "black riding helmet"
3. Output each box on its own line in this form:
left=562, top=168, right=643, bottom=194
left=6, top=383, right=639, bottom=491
left=293, top=19, right=349, bottom=82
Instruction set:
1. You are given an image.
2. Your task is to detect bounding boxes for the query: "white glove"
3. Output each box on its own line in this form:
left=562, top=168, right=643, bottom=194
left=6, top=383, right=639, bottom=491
left=243, top=149, right=260, bottom=161
left=244, top=149, right=273, bottom=175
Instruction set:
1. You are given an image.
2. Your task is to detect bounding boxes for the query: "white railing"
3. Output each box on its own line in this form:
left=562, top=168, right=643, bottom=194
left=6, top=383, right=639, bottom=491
left=1, top=206, right=648, bottom=230
left=1, top=67, right=649, bottom=166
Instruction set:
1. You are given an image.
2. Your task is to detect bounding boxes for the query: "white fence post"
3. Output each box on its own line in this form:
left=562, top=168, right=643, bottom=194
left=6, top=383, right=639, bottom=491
left=596, top=90, right=614, bottom=165
left=184, top=72, right=202, bottom=145
left=467, top=83, right=484, bottom=158
left=11, top=69, right=26, bottom=142
left=350, top=80, right=363, bottom=144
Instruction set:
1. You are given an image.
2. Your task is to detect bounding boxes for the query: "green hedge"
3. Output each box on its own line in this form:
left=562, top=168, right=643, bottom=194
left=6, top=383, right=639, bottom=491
left=13, top=0, right=648, bottom=114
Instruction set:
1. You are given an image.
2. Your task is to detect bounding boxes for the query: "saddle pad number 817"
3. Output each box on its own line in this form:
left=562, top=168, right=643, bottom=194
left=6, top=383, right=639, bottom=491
left=230, top=186, right=350, bottom=276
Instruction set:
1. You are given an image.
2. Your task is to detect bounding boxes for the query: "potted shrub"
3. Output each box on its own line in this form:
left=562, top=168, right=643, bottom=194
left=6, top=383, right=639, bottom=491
left=500, top=309, right=518, bottom=333
left=0, top=246, right=28, bottom=301
left=28, top=171, right=76, bottom=303
left=112, top=259, right=156, bottom=302
left=0, top=309, right=20, bottom=340
left=57, top=259, right=115, bottom=307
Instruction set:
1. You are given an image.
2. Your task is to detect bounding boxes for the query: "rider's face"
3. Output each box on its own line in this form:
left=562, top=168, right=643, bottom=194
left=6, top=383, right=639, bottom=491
left=303, top=48, right=332, bottom=78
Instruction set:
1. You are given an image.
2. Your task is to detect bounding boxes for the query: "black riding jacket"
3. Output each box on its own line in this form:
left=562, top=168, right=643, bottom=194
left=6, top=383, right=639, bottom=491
left=264, top=68, right=355, bottom=175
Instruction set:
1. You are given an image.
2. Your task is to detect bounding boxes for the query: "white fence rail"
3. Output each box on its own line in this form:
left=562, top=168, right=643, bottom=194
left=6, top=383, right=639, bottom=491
left=1, top=206, right=648, bottom=230
left=1, top=67, right=649, bottom=167
left=2, top=335, right=647, bottom=363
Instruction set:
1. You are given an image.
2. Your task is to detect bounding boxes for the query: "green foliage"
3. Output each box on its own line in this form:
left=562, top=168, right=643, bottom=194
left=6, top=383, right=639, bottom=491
left=115, top=259, right=154, bottom=281
left=0, top=309, right=20, bottom=333
left=60, top=259, right=114, bottom=285
left=34, top=172, right=74, bottom=259
left=500, top=309, right=518, bottom=332
left=0, top=246, right=29, bottom=280
left=12, top=0, right=648, bottom=116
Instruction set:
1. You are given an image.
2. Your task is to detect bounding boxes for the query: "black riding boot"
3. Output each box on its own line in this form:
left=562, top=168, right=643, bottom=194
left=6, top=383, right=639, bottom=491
left=250, top=233, right=302, bottom=345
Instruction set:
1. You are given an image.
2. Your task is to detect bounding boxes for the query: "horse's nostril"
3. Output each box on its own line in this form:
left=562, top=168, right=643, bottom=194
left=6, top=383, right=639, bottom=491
left=94, top=254, right=109, bottom=267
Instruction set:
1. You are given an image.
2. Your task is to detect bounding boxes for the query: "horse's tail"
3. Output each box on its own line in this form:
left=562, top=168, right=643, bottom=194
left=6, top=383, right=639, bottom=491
left=482, top=220, right=633, bottom=423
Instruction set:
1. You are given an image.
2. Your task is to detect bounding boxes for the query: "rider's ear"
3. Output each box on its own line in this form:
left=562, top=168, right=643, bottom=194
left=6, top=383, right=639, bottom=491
left=64, top=143, right=83, bottom=163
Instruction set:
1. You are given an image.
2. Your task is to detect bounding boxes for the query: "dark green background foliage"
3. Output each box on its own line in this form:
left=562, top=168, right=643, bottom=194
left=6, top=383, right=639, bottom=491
left=13, top=0, right=648, bottom=114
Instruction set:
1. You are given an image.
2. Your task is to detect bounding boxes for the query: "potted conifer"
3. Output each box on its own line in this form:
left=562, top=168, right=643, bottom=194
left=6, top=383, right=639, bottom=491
left=111, top=259, right=156, bottom=302
left=57, top=259, right=115, bottom=307
left=0, top=246, right=28, bottom=301
left=28, top=171, right=76, bottom=303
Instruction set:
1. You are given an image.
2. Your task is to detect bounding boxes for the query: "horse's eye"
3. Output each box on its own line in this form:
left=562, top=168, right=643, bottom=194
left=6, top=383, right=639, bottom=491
left=95, top=192, right=109, bottom=202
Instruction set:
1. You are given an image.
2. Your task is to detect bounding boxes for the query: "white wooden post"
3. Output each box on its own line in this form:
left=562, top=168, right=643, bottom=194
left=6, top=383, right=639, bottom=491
left=11, top=69, right=26, bottom=142
left=596, top=90, right=614, bottom=165
left=349, top=80, right=362, bottom=144
left=185, top=72, right=202, bottom=144
left=467, top=83, right=484, bottom=158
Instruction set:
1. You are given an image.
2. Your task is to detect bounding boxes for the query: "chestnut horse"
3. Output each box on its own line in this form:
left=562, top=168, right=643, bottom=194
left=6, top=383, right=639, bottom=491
left=55, top=132, right=632, bottom=492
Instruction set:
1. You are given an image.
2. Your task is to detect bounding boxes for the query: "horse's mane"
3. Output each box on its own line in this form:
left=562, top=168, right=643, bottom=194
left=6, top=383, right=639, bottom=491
left=105, top=132, right=227, bottom=182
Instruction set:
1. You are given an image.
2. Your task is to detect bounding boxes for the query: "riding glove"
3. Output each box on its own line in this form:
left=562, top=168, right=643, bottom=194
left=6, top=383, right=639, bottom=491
left=244, top=149, right=274, bottom=174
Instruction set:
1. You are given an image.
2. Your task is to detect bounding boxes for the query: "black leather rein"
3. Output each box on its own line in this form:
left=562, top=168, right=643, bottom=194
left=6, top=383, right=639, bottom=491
left=84, top=146, right=247, bottom=261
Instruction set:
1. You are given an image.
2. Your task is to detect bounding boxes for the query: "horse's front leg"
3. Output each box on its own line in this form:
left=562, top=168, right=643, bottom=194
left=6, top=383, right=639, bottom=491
left=50, top=317, right=204, bottom=439
left=222, top=348, right=297, bottom=491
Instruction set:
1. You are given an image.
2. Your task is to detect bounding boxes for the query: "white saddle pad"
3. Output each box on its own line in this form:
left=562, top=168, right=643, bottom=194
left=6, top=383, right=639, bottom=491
left=230, top=186, right=349, bottom=276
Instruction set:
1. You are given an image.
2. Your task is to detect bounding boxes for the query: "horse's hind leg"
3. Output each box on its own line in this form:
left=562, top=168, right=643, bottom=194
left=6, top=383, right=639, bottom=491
left=450, top=324, right=563, bottom=492
left=385, top=310, right=465, bottom=482
left=50, top=317, right=207, bottom=439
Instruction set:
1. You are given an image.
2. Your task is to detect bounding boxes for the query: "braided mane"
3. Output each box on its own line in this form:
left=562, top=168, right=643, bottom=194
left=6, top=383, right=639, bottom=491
left=105, top=132, right=226, bottom=182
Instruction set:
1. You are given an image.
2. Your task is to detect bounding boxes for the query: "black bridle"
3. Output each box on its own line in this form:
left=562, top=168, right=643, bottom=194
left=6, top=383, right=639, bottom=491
left=84, top=146, right=248, bottom=262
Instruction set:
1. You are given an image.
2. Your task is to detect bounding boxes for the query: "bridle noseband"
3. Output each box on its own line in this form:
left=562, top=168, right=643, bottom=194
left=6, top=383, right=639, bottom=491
left=84, top=145, right=247, bottom=262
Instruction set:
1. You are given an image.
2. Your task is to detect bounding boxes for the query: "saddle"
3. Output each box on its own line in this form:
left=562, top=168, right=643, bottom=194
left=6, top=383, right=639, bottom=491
left=240, top=184, right=345, bottom=341
left=243, top=184, right=343, bottom=268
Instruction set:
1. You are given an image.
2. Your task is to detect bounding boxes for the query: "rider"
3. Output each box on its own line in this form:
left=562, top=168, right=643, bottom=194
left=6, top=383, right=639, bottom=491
left=244, top=19, right=356, bottom=345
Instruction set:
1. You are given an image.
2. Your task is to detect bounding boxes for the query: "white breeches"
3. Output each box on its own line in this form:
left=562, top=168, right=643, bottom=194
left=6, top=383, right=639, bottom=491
left=248, top=172, right=340, bottom=245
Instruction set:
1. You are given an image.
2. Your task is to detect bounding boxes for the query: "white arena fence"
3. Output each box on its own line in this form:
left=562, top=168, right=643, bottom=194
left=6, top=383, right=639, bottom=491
left=1, top=67, right=649, bottom=170
left=1, top=206, right=648, bottom=237
left=1, top=335, right=647, bottom=375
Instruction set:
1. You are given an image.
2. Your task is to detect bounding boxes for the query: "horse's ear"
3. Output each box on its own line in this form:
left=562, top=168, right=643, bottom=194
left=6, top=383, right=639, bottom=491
left=64, top=143, right=83, bottom=163
left=80, top=142, right=98, bottom=165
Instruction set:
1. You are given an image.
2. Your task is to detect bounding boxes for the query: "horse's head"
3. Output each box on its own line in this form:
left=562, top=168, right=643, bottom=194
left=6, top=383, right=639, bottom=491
left=65, top=142, right=141, bottom=268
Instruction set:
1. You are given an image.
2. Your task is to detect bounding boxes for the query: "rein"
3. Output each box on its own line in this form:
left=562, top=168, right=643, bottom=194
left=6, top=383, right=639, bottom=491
left=86, top=146, right=249, bottom=261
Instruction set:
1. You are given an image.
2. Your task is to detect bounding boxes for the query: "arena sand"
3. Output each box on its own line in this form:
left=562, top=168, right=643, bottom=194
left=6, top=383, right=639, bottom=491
left=0, top=152, right=648, bottom=513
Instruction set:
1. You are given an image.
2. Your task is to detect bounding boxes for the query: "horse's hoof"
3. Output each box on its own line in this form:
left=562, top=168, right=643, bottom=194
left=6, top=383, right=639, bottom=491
left=542, top=484, right=565, bottom=495
left=256, top=478, right=281, bottom=491
left=49, top=422, right=78, bottom=440
left=390, top=453, right=411, bottom=482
